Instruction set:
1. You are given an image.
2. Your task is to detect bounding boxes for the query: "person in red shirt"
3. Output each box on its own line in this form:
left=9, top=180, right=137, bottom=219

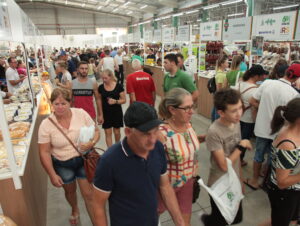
left=126, top=59, right=156, bottom=106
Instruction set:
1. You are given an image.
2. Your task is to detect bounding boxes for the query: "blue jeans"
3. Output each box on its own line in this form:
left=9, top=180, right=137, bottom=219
left=254, top=137, right=273, bottom=164
left=52, top=156, right=86, bottom=184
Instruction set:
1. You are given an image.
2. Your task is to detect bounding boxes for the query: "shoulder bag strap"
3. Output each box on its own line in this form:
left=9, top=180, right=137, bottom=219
left=241, top=85, right=257, bottom=95
left=48, top=117, right=82, bottom=156
left=276, top=139, right=297, bottom=149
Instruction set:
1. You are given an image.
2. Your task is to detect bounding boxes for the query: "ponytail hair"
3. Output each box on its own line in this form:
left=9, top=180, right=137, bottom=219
left=270, top=106, right=287, bottom=135
left=271, top=98, right=300, bottom=135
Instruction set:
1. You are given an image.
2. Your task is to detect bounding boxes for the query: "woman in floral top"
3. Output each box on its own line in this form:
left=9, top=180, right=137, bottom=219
left=263, top=98, right=300, bottom=226
left=158, top=88, right=201, bottom=226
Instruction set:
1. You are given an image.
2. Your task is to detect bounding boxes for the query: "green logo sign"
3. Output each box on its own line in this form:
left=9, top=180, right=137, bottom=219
left=261, top=19, right=276, bottom=26
left=215, top=23, right=219, bottom=30
left=282, top=16, right=290, bottom=23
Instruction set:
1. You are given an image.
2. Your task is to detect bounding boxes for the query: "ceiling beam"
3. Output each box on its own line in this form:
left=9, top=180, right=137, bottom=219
left=17, top=1, right=132, bottom=20
left=157, top=0, right=178, bottom=8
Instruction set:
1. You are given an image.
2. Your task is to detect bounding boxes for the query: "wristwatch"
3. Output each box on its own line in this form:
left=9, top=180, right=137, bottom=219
left=236, top=144, right=247, bottom=154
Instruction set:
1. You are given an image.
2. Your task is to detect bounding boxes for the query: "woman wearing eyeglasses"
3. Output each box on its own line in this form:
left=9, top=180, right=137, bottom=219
left=157, top=87, right=201, bottom=226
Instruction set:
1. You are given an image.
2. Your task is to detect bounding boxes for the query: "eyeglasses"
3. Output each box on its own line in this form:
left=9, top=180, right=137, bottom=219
left=174, top=105, right=194, bottom=112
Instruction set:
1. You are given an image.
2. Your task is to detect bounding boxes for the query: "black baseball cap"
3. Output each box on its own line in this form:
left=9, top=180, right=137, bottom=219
left=249, top=65, right=268, bottom=75
left=124, top=102, right=162, bottom=132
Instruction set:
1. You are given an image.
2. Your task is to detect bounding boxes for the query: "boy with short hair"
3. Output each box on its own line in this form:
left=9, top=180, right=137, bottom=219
left=202, top=88, right=252, bottom=226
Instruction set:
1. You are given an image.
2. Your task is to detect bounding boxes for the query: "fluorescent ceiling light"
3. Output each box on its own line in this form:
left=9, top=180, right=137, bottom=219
left=97, top=6, right=102, bottom=9
left=228, top=12, right=244, bottom=17
left=138, top=21, right=150, bottom=25
left=105, top=0, right=111, bottom=4
left=127, top=11, right=132, bottom=14
left=113, top=8, right=118, bottom=12
left=173, top=12, right=183, bottom=17
left=221, top=0, right=243, bottom=6
left=140, top=4, right=148, bottom=9
left=185, top=10, right=199, bottom=14
left=65, top=0, right=67, bottom=4
left=123, top=1, right=131, bottom=7
left=154, top=18, right=161, bottom=21
left=82, top=3, right=85, bottom=7
left=203, top=4, right=219, bottom=10
left=273, top=4, right=299, bottom=10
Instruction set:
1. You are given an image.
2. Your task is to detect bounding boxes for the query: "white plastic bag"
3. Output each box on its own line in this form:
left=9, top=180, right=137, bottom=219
left=198, top=158, right=244, bottom=225
left=78, top=125, right=95, bottom=144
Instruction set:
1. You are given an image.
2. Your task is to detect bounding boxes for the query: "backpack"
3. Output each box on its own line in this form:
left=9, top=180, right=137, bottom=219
left=207, top=77, right=217, bottom=94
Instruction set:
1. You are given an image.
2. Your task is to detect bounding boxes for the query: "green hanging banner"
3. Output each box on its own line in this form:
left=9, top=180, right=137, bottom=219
left=152, top=21, right=158, bottom=29
left=247, top=0, right=253, bottom=16
left=201, top=10, right=209, bottom=22
left=172, top=16, right=178, bottom=27
left=128, top=26, right=133, bottom=34
left=139, top=24, right=143, bottom=38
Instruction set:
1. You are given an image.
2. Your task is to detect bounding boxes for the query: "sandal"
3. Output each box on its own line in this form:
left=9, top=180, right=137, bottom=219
left=69, top=215, right=80, bottom=226
left=243, top=178, right=259, bottom=191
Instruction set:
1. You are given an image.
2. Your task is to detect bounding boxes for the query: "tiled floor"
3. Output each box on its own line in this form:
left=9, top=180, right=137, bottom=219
left=46, top=97, right=272, bottom=226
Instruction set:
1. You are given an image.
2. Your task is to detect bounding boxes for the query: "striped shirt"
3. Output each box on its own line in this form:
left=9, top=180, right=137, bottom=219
left=159, top=123, right=200, bottom=188
left=270, top=146, right=300, bottom=190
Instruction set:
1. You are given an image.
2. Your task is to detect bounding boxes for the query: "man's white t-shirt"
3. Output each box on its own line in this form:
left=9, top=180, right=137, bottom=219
left=114, top=55, right=123, bottom=66
left=103, top=57, right=115, bottom=72
left=239, top=81, right=257, bottom=123
left=253, top=78, right=298, bottom=139
left=61, top=71, right=72, bottom=85
left=6, top=67, right=20, bottom=93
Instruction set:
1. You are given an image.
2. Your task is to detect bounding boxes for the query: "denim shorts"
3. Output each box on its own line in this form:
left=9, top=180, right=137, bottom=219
left=52, top=156, right=86, bottom=184
left=254, top=137, right=273, bottom=163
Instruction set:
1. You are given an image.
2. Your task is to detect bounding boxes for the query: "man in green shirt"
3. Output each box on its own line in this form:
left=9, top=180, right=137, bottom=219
left=131, top=49, right=144, bottom=65
left=163, top=54, right=199, bottom=102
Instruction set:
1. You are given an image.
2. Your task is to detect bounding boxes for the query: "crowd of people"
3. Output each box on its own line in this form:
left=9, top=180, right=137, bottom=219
left=1, top=45, right=300, bottom=226
left=40, top=47, right=300, bottom=226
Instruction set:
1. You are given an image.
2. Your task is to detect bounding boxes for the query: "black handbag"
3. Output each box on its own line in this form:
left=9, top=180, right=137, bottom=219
left=192, top=175, right=201, bottom=203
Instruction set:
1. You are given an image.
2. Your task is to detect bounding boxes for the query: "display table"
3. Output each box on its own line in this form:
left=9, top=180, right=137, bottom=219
left=0, top=93, right=49, bottom=226
left=197, top=76, right=213, bottom=119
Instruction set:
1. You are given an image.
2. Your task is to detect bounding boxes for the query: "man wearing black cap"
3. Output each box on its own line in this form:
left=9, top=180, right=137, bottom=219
left=92, top=102, right=184, bottom=226
left=245, top=64, right=300, bottom=190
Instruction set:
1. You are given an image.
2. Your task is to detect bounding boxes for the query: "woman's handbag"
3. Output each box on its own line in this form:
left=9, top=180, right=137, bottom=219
left=48, top=117, right=102, bottom=183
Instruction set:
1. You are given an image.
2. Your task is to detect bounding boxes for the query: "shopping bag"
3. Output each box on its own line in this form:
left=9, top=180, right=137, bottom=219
left=198, top=158, right=244, bottom=225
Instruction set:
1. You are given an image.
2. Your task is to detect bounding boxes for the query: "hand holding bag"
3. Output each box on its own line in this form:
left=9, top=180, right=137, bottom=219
left=48, top=117, right=102, bottom=183
left=198, top=158, right=244, bottom=225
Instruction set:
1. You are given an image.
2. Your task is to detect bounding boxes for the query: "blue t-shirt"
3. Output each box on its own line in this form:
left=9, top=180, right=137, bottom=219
left=94, top=138, right=167, bottom=226
left=67, top=59, right=76, bottom=76
left=240, top=62, right=247, bottom=72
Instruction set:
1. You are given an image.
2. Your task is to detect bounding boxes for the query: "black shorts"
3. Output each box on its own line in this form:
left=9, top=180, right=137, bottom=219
left=102, top=110, right=123, bottom=129
left=268, top=187, right=300, bottom=226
